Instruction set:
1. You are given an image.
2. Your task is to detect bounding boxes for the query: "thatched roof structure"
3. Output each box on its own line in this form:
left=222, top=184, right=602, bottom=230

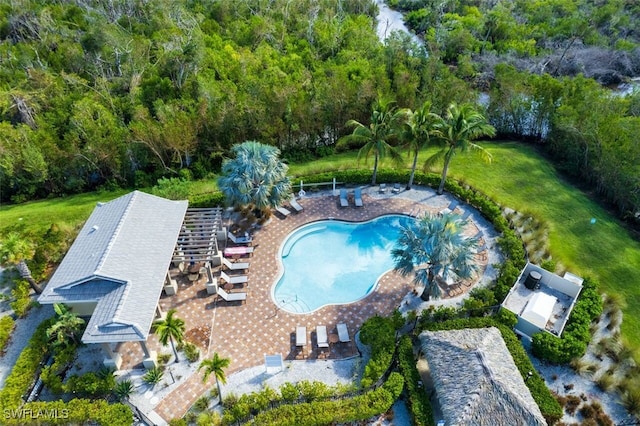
left=420, top=327, right=546, bottom=426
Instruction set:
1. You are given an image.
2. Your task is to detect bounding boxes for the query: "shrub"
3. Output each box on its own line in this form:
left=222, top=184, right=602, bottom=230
left=3, top=399, right=133, bottom=425
left=113, top=380, right=134, bottom=401
left=10, top=280, right=32, bottom=317
left=143, top=367, right=164, bottom=386
left=193, top=396, right=210, bottom=412
left=398, top=336, right=434, bottom=426
left=0, top=315, right=15, bottom=352
left=280, top=382, right=300, bottom=402
left=183, top=342, right=201, bottom=363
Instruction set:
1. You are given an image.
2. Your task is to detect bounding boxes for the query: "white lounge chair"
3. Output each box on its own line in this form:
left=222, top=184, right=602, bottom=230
left=339, top=188, right=349, bottom=207
left=337, top=323, right=350, bottom=342
left=296, top=326, right=307, bottom=347
left=275, top=206, right=291, bottom=217
left=289, top=197, right=303, bottom=212
left=228, top=231, right=252, bottom=245
left=379, top=183, right=387, bottom=193
left=460, top=209, right=472, bottom=221
left=220, top=271, right=248, bottom=285
left=316, top=325, right=329, bottom=348
left=216, top=285, right=247, bottom=303
left=392, top=183, right=401, bottom=193
left=439, top=200, right=459, bottom=215
left=354, top=188, right=363, bottom=207
left=222, top=257, right=250, bottom=271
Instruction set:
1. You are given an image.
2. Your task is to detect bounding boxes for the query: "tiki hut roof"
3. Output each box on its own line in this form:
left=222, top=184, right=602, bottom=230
left=420, top=327, right=547, bottom=426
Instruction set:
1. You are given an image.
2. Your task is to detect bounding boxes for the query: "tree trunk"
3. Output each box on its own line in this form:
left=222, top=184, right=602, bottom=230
left=437, top=152, right=453, bottom=195
left=17, top=260, right=41, bottom=294
left=216, top=378, right=223, bottom=403
left=407, top=151, right=418, bottom=190
left=371, top=154, right=379, bottom=185
left=420, top=270, right=436, bottom=301
left=419, top=286, right=431, bottom=301
left=170, top=336, right=180, bottom=363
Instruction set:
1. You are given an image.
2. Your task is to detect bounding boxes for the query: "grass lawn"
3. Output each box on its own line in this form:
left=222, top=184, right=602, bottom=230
left=290, top=142, right=640, bottom=355
left=1, top=142, right=638, bottom=356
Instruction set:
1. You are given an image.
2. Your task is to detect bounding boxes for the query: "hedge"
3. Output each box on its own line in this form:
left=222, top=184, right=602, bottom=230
left=397, top=336, right=435, bottom=426
left=247, top=373, right=404, bottom=426
left=420, top=317, right=563, bottom=424
left=0, top=315, right=15, bottom=353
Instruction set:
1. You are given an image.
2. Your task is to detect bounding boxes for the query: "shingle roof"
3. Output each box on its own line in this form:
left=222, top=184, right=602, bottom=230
left=420, top=327, right=547, bottom=426
left=39, top=191, right=188, bottom=343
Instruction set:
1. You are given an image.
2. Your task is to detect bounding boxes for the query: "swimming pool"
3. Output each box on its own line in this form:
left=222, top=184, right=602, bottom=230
left=273, top=215, right=417, bottom=313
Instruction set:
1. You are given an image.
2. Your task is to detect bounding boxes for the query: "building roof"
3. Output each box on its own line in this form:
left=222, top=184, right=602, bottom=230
left=420, top=327, right=547, bottom=426
left=39, top=191, right=188, bottom=343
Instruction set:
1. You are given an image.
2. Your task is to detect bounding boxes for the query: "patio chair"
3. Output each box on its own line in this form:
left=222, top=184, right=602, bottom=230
left=439, top=200, right=459, bottom=215
left=476, top=244, right=488, bottom=261
left=379, top=183, right=387, bottom=193
left=316, top=325, right=329, bottom=348
left=354, top=188, right=363, bottom=207
left=289, top=197, right=303, bottom=212
left=222, top=257, right=250, bottom=272
left=220, top=271, right=248, bottom=285
left=460, top=209, right=472, bottom=221
left=275, top=206, right=291, bottom=217
left=337, top=323, right=350, bottom=343
left=392, top=183, right=401, bottom=193
left=339, top=188, right=349, bottom=207
left=216, top=285, right=247, bottom=303
left=228, top=231, right=252, bottom=245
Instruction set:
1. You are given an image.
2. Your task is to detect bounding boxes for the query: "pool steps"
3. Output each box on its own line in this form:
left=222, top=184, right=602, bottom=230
left=281, top=225, right=327, bottom=257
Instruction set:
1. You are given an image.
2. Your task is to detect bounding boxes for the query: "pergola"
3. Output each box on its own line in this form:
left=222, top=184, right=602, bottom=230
left=173, top=207, right=224, bottom=263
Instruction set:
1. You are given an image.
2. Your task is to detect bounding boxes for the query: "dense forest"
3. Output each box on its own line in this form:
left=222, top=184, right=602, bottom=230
left=1, top=0, right=639, bottom=223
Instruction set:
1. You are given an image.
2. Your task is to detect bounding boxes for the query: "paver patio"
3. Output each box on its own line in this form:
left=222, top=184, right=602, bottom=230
left=115, top=187, right=490, bottom=422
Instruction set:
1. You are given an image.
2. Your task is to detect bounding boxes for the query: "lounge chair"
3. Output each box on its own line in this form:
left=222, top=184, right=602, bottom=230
left=296, top=326, right=307, bottom=347
left=392, top=183, right=401, bottom=193
left=337, top=323, right=350, bottom=343
left=222, top=257, right=250, bottom=271
left=379, top=183, right=387, bottom=193
left=289, top=197, right=303, bottom=212
left=275, top=206, right=291, bottom=217
left=476, top=244, right=488, bottom=261
left=460, top=209, right=472, bottom=221
left=223, top=246, right=254, bottom=257
left=215, top=285, right=247, bottom=303
left=220, top=271, right=248, bottom=285
left=354, top=188, right=363, bottom=207
left=316, top=325, right=329, bottom=348
left=339, top=188, right=349, bottom=207
left=439, top=200, right=459, bottom=215
left=228, top=231, right=252, bottom=245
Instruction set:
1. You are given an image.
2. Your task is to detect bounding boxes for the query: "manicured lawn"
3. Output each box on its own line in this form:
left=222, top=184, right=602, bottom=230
left=291, top=142, right=640, bottom=355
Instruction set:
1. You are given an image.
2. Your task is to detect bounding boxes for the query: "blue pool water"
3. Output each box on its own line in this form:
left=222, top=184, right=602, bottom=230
left=273, top=215, right=417, bottom=313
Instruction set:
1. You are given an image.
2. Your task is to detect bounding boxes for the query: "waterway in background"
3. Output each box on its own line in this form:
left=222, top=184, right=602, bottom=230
left=374, top=0, right=422, bottom=46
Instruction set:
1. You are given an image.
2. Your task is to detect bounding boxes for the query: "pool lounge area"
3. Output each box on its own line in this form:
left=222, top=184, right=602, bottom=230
left=110, top=187, right=493, bottom=421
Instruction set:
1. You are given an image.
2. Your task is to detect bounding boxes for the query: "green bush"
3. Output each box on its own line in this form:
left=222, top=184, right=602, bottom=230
left=64, top=371, right=116, bottom=398
left=279, top=382, right=300, bottom=402
left=143, top=367, right=164, bottom=386
left=113, top=379, right=134, bottom=401
left=2, top=399, right=133, bottom=425
left=183, top=342, right=201, bottom=363
left=10, top=280, right=32, bottom=317
left=398, top=336, right=434, bottom=426
left=0, top=315, right=15, bottom=352
left=359, top=315, right=399, bottom=388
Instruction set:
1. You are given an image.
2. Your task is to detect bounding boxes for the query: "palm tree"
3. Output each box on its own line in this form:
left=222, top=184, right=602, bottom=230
left=0, top=232, right=41, bottom=294
left=152, top=309, right=185, bottom=363
left=401, top=101, right=440, bottom=190
left=46, top=303, right=85, bottom=347
left=425, top=103, right=496, bottom=195
left=198, top=352, right=231, bottom=401
left=339, top=97, right=404, bottom=185
left=392, top=213, right=480, bottom=301
left=218, top=141, right=291, bottom=217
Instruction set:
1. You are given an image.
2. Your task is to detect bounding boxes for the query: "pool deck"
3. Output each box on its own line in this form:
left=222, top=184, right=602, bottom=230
left=116, top=186, right=496, bottom=422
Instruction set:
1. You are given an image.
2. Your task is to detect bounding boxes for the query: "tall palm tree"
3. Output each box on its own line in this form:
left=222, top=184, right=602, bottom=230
left=218, top=141, right=291, bottom=217
left=401, top=101, right=440, bottom=190
left=0, top=232, right=41, bottom=294
left=392, top=212, right=480, bottom=301
left=198, top=352, right=231, bottom=401
left=339, top=97, right=404, bottom=185
left=46, top=303, right=85, bottom=347
left=425, top=103, right=496, bottom=195
left=152, top=309, right=185, bottom=363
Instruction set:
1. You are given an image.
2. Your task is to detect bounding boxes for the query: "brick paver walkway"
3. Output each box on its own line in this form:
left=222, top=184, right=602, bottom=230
left=117, top=188, right=489, bottom=422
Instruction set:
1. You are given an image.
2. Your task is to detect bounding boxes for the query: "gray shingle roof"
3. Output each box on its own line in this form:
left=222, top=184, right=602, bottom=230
left=420, top=327, right=547, bottom=426
left=39, top=191, right=188, bottom=343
